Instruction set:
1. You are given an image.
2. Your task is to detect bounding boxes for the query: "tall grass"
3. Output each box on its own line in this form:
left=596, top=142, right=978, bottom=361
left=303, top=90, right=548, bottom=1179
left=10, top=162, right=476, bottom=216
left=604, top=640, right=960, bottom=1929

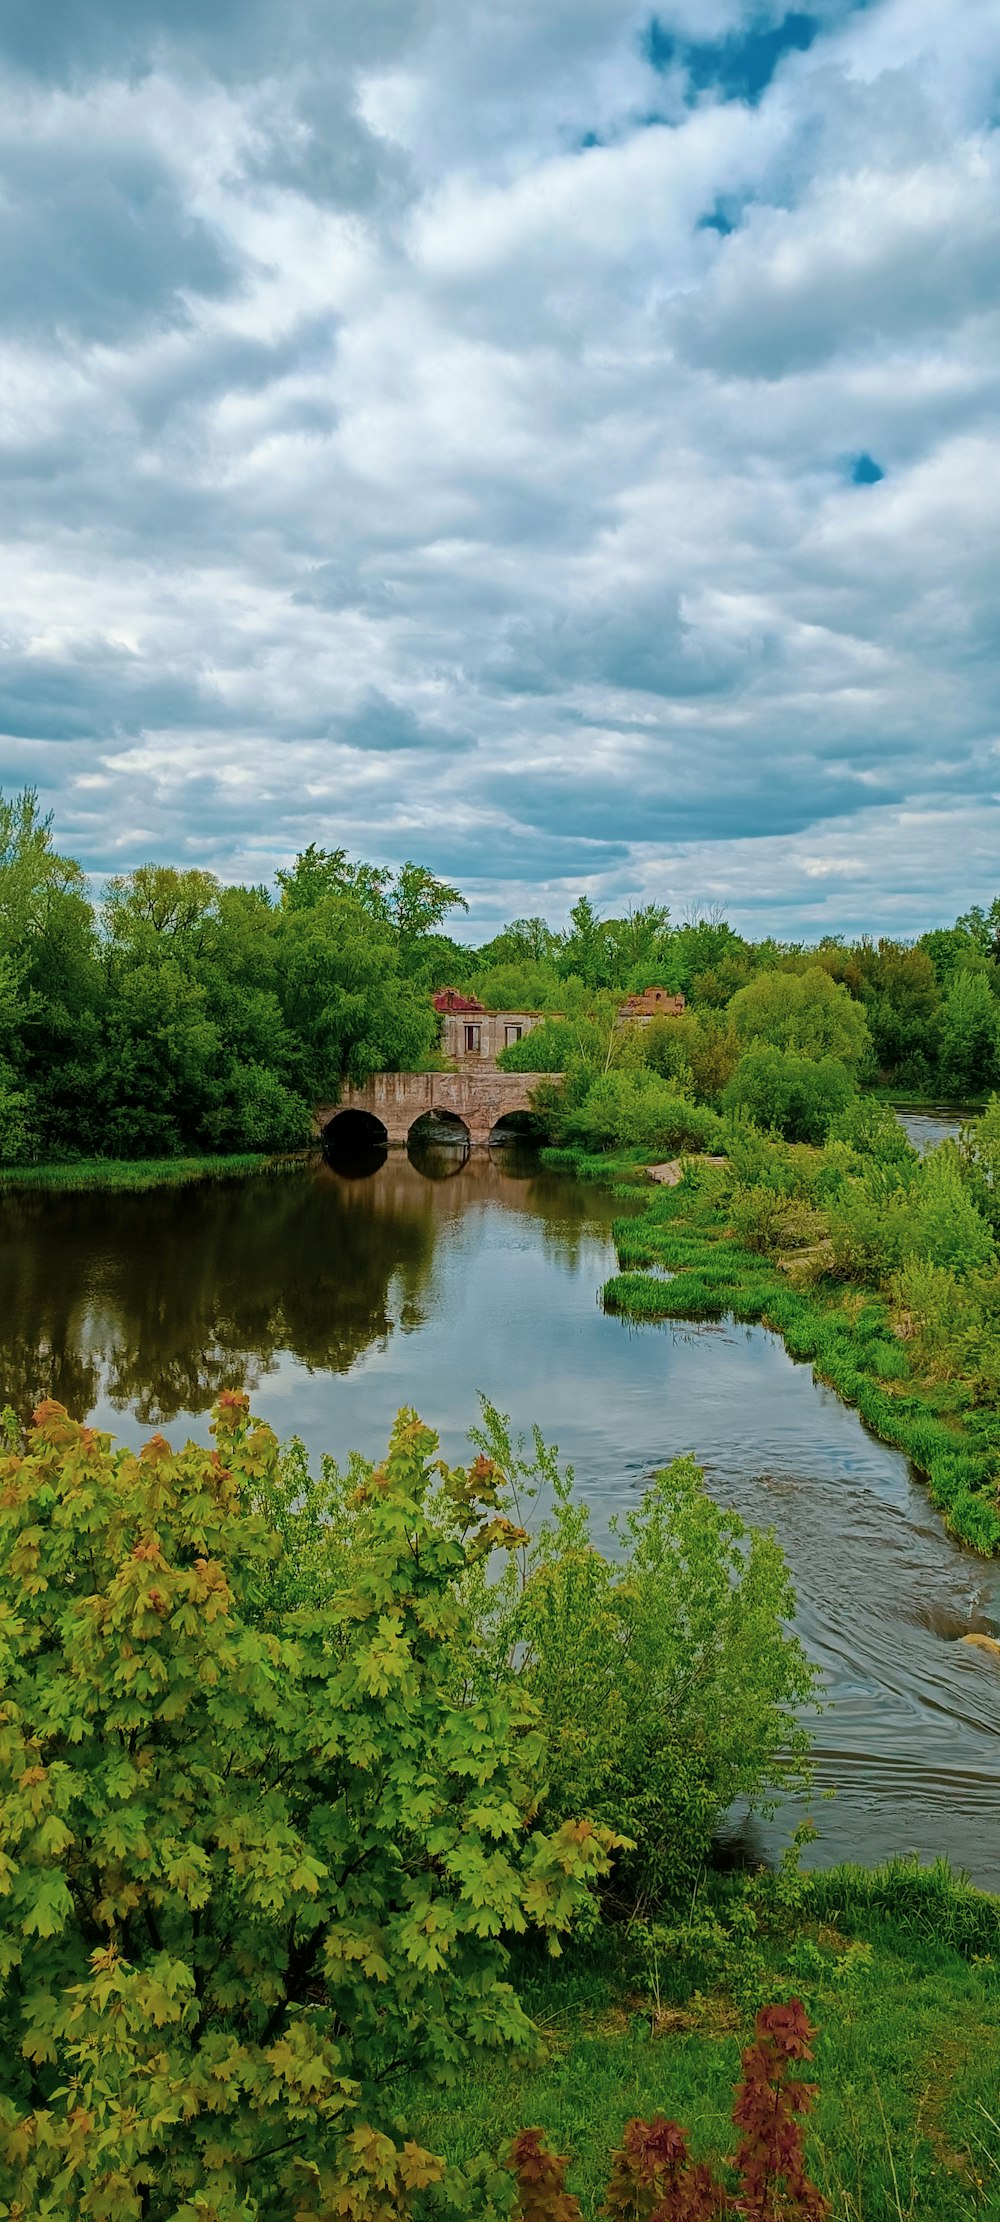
left=0, top=1150, right=311, bottom=1195
left=599, top=1169, right=1000, bottom=1555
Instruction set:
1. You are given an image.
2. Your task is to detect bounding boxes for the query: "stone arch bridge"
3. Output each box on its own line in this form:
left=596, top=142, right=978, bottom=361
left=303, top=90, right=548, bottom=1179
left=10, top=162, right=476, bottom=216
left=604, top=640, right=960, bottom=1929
left=315, top=1071, right=553, bottom=1149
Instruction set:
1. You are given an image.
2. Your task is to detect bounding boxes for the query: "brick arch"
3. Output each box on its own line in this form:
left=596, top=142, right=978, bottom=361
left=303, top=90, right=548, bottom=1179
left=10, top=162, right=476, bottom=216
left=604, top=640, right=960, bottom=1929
left=315, top=1071, right=553, bottom=1149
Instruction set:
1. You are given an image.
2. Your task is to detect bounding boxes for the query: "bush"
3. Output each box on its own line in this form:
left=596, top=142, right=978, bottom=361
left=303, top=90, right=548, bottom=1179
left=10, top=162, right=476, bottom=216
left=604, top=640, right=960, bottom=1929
left=908, top=1141, right=996, bottom=1273
left=958, top=1091, right=1000, bottom=1231
left=825, top=1162, right=917, bottom=1283
left=0, top=1066, right=34, bottom=1162
left=498, top=1016, right=591, bottom=1073
left=0, top=1397, right=615, bottom=2219
left=729, top=1183, right=825, bottom=1257
left=723, top=1046, right=854, bottom=1144
left=557, top=1069, right=724, bottom=1157
left=642, top=1011, right=739, bottom=1101
left=204, top=1060, right=311, bottom=1150
left=470, top=1411, right=815, bottom=1915
left=826, top=1094, right=916, bottom=1168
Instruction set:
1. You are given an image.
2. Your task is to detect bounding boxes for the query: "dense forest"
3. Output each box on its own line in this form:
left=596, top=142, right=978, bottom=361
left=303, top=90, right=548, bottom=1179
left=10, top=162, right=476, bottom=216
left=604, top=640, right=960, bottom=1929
left=4, top=784, right=1000, bottom=1161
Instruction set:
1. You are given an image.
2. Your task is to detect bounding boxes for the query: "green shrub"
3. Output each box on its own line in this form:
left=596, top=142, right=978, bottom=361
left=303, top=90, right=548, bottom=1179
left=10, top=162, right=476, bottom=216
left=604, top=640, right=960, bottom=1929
left=959, top=1091, right=1000, bottom=1231
left=729, top=1183, right=825, bottom=1257
left=497, top=1016, right=584, bottom=1071
left=642, top=1011, right=739, bottom=1101
left=558, top=1070, right=724, bottom=1156
left=0, top=1397, right=616, bottom=2219
left=204, top=1060, right=310, bottom=1150
left=469, top=1410, right=816, bottom=1915
left=908, top=1141, right=996, bottom=1273
left=723, top=1046, right=854, bottom=1144
left=0, top=1066, right=34, bottom=1162
left=826, top=1094, right=917, bottom=1167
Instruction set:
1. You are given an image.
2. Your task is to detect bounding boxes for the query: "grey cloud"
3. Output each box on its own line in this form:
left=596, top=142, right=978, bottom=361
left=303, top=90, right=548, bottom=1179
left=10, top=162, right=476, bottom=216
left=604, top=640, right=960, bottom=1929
left=0, top=644, right=226, bottom=743
left=0, top=0, right=417, bottom=85
left=0, top=0, right=998, bottom=932
left=0, top=138, right=234, bottom=343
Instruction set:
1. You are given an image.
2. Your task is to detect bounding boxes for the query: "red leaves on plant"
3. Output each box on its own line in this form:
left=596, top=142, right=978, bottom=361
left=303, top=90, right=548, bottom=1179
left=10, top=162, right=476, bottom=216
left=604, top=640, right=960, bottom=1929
left=730, top=2000, right=828, bottom=2222
left=139, top=1434, right=173, bottom=1466
left=215, top=1390, right=250, bottom=1415
left=510, top=2128, right=584, bottom=2221
left=512, top=2001, right=827, bottom=2222
left=602, top=2114, right=722, bottom=2220
left=31, top=1400, right=68, bottom=1427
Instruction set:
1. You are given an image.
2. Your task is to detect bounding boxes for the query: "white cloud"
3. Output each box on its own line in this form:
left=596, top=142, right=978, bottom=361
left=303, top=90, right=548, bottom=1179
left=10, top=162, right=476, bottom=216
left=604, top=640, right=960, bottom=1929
left=0, top=0, right=998, bottom=935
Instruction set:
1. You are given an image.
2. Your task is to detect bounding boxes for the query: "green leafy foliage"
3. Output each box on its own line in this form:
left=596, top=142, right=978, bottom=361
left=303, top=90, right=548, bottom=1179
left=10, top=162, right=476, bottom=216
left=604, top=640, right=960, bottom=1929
left=0, top=1395, right=617, bottom=2219
left=466, top=1410, right=815, bottom=1915
left=937, top=971, right=1000, bottom=1093
left=722, top=1047, right=854, bottom=1144
left=727, top=968, right=871, bottom=1071
left=555, top=1071, right=724, bottom=1157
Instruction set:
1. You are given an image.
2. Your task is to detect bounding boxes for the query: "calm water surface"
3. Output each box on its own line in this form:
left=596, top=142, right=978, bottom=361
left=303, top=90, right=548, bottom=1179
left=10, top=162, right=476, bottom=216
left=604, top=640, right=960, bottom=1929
left=5, top=1144, right=999, bottom=1885
left=895, top=1103, right=974, bottom=1152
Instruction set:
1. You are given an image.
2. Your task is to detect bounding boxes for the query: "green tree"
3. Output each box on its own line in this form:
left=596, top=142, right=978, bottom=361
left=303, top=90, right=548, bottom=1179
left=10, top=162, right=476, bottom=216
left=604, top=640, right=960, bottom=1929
left=723, top=1045, right=854, bottom=1143
left=937, top=971, right=1000, bottom=1094
left=728, top=966, right=871, bottom=1070
left=275, top=897, right=438, bottom=1092
left=559, top=898, right=610, bottom=989
left=0, top=1396, right=614, bottom=2220
left=102, top=864, right=222, bottom=956
left=469, top=1412, right=814, bottom=1913
left=672, top=913, right=749, bottom=995
left=476, top=918, right=561, bottom=967
left=855, top=939, right=941, bottom=1081
left=601, top=905, right=675, bottom=989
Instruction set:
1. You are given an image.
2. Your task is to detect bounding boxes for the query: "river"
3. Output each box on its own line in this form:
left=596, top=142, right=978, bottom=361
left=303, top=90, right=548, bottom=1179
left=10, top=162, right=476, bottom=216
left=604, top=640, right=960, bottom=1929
left=3, top=1139, right=998, bottom=1886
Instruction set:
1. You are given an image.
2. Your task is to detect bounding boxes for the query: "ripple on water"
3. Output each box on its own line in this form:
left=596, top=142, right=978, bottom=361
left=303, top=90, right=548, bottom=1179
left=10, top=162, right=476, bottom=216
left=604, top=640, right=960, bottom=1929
left=0, top=1151, right=997, bottom=1885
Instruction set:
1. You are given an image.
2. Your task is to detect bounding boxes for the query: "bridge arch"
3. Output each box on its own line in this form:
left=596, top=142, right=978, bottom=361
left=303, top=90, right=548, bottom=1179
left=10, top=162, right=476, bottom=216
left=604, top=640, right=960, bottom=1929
left=488, top=1108, right=547, bottom=1148
left=321, top=1106, right=388, bottom=1166
left=408, top=1107, right=471, bottom=1148
left=314, top=1071, right=556, bottom=1150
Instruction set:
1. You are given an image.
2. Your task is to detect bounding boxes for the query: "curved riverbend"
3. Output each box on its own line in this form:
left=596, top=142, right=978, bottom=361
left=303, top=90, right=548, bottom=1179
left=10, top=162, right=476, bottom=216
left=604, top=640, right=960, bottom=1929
left=1, top=1145, right=997, bottom=1885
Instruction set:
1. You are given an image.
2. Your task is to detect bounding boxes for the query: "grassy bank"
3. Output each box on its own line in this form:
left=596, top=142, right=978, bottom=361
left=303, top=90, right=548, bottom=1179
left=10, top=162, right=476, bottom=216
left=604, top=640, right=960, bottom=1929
left=541, top=1143, right=1000, bottom=1556
left=0, top=1148, right=312, bottom=1194
left=400, top=1860, right=1000, bottom=2218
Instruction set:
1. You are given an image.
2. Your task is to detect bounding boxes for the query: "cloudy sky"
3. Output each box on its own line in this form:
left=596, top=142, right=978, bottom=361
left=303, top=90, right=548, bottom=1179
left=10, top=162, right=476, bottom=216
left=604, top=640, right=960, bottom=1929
left=0, top=0, right=997, bottom=938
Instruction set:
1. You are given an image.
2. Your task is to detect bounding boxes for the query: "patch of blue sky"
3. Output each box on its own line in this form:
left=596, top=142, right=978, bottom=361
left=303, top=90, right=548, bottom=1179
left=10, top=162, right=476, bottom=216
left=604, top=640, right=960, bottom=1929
left=645, top=12, right=819, bottom=104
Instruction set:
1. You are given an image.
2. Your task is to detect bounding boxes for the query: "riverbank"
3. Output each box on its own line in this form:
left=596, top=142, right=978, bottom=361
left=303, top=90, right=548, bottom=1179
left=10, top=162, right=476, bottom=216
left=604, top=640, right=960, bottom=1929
left=542, top=1141, right=1000, bottom=1557
left=0, top=1148, right=311, bottom=1194
left=400, top=1857, right=1000, bottom=2217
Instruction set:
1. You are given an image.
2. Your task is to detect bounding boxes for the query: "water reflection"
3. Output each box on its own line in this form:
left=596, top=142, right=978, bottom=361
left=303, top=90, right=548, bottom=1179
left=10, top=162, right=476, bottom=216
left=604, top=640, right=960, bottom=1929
left=2, top=1151, right=999, bottom=1884
left=0, top=1147, right=605, bottom=1427
left=894, top=1103, right=976, bottom=1153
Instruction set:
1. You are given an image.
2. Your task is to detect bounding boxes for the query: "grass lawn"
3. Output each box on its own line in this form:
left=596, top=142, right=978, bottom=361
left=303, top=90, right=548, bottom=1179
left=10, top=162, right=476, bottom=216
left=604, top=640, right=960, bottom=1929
left=398, top=1873, right=1000, bottom=2218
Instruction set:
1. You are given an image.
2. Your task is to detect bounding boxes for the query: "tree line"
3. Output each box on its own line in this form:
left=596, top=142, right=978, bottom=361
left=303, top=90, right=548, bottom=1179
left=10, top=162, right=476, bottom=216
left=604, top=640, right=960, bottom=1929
left=3, top=783, right=1000, bottom=1162
left=0, top=797, right=466, bottom=1161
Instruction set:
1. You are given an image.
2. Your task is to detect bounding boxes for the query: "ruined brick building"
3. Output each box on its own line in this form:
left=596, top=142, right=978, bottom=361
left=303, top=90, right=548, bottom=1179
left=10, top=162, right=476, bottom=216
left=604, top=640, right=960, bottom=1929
left=432, top=990, right=543, bottom=1069
left=432, top=984, right=686, bottom=1068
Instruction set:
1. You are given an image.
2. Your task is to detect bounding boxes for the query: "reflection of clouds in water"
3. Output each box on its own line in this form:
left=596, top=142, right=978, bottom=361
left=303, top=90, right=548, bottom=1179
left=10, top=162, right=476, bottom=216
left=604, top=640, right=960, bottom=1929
left=3, top=1158, right=1000, bottom=1884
